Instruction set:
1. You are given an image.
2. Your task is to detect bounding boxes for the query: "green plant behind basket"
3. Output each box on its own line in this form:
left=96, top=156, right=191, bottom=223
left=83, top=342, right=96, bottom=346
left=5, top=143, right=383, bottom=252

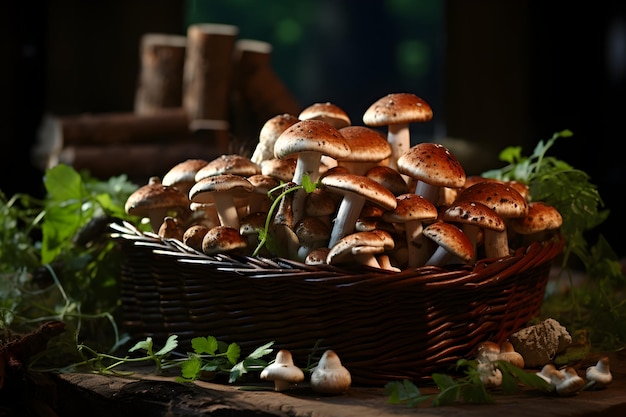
left=482, top=130, right=626, bottom=349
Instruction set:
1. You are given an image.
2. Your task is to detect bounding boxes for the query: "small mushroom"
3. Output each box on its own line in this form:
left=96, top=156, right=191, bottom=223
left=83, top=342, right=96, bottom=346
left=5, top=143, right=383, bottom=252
left=477, top=361, right=503, bottom=389
left=585, top=356, right=612, bottom=389
left=555, top=367, right=585, bottom=396
left=310, top=350, right=352, bottom=395
left=497, top=340, right=525, bottom=369
left=422, top=221, right=474, bottom=266
left=260, top=349, right=305, bottom=392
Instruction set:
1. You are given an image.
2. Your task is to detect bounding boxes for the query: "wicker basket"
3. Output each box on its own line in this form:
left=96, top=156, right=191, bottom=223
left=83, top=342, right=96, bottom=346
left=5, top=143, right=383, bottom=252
left=111, top=221, right=563, bottom=386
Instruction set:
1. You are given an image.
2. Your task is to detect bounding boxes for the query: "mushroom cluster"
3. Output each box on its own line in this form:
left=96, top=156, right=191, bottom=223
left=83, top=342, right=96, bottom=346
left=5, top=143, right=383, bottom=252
left=124, top=93, right=563, bottom=269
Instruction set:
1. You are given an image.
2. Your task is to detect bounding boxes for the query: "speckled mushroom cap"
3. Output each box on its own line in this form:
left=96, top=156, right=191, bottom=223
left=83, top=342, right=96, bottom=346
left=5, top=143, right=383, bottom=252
left=441, top=200, right=506, bottom=232
left=337, top=125, right=392, bottom=163
left=298, top=102, right=351, bottom=129
left=189, top=174, right=254, bottom=203
left=326, top=230, right=391, bottom=265
left=397, top=142, right=466, bottom=188
left=195, top=154, right=261, bottom=182
left=382, top=193, right=438, bottom=224
left=362, top=93, right=433, bottom=126
left=455, top=181, right=528, bottom=219
left=161, top=159, right=209, bottom=195
left=510, top=201, right=563, bottom=234
left=321, top=173, right=397, bottom=211
left=124, top=176, right=190, bottom=232
left=260, top=157, right=297, bottom=183
left=274, top=119, right=351, bottom=161
left=201, top=225, right=247, bottom=255
left=423, top=221, right=474, bottom=263
left=365, top=165, right=409, bottom=196
left=251, top=113, right=300, bottom=164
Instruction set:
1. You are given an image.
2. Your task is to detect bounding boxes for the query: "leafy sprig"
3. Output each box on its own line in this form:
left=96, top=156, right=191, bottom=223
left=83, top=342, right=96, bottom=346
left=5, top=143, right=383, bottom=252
left=71, top=334, right=275, bottom=384
left=385, top=359, right=552, bottom=407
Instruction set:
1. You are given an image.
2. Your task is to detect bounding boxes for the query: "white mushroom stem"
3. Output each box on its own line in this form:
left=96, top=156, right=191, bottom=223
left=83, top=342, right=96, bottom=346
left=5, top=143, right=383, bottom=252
left=327, top=192, right=366, bottom=248
left=405, top=221, right=430, bottom=268
left=386, top=123, right=410, bottom=171
left=414, top=181, right=440, bottom=205
left=293, top=151, right=323, bottom=185
left=483, top=229, right=510, bottom=258
left=213, top=194, right=241, bottom=229
left=425, top=245, right=454, bottom=266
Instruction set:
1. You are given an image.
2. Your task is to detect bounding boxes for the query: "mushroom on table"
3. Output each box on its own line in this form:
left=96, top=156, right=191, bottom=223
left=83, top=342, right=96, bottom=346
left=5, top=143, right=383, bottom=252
left=310, top=350, right=352, bottom=395
left=260, top=349, right=305, bottom=392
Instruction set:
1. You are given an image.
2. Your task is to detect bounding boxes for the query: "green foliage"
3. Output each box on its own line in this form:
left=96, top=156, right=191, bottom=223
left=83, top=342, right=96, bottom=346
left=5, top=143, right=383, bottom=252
left=482, top=130, right=626, bottom=350
left=71, top=335, right=274, bottom=384
left=0, top=164, right=139, bottom=362
left=385, top=359, right=552, bottom=407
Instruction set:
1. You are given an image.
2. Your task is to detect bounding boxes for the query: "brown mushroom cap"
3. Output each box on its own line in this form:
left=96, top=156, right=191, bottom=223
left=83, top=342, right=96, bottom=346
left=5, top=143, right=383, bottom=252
left=161, top=159, right=209, bottom=195
left=365, top=165, right=409, bottom=196
left=321, top=173, right=398, bottom=248
left=195, top=154, right=261, bottom=182
left=510, top=201, right=563, bottom=235
left=362, top=92, right=433, bottom=127
left=397, top=142, right=466, bottom=205
left=455, top=181, right=528, bottom=219
left=423, top=221, right=474, bottom=266
left=125, top=176, right=190, bottom=233
left=326, top=230, right=393, bottom=268
left=362, top=92, right=433, bottom=171
left=182, top=224, right=210, bottom=252
left=202, top=225, right=248, bottom=255
left=189, top=174, right=254, bottom=229
left=273, top=119, right=351, bottom=184
left=251, top=113, right=300, bottom=164
left=336, top=126, right=392, bottom=175
left=299, top=102, right=351, bottom=129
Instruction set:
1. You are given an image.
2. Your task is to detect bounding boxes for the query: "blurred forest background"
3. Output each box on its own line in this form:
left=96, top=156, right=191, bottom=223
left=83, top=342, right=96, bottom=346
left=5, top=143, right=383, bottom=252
left=2, top=0, right=625, bottom=257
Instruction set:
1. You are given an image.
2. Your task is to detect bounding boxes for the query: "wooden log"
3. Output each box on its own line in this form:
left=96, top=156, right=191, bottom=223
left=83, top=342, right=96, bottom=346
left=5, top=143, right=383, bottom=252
left=57, top=140, right=227, bottom=183
left=50, top=108, right=191, bottom=146
left=183, top=23, right=239, bottom=130
left=229, top=39, right=302, bottom=152
left=134, top=33, right=187, bottom=115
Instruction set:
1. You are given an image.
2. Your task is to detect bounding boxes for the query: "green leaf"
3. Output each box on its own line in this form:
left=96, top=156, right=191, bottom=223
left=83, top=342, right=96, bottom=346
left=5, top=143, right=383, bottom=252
left=246, top=341, right=274, bottom=359
left=155, top=335, right=179, bottom=356
left=226, top=343, right=241, bottom=365
left=129, top=337, right=153, bottom=353
left=192, top=336, right=218, bottom=355
left=180, top=356, right=202, bottom=380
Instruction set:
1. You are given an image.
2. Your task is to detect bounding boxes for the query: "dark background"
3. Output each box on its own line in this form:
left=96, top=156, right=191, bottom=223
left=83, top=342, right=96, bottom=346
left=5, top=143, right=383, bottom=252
left=2, top=1, right=624, bottom=257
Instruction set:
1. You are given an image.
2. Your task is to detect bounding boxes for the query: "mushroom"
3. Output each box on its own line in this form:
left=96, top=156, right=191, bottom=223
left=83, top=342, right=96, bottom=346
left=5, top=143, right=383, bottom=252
left=336, top=126, right=392, bottom=175
left=441, top=200, right=505, bottom=263
left=555, top=367, right=585, bottom=396
left=182, top=224, right=210, bottom=252
left=365, top=165, right=409, bottom=196
left=195, top=154, right=261, bottom=182
left=260, top=157, right=297, bottom=183
left=260, top=349, right=305, bottom=392
left=497, top=340, right=525, bottom=368
left=362, top=92, right=433, bottom=171
left=298, top=101, right=351, bottom=129
left=396, top=142, right=466, bottom=205
left=125, top=176, right=191, bottom=233
left=246, top=174, right=280, bottom=215
left=382, top=193, right=438, bottom=268
left=201, top=225, right=248, bottom=255
left=422, top=221, right=474, bottom=266
left=477, top=361, right=503, bottom=389
left=295, top=216, right=331, bottom=261
left=475, top=340, right=501, bottom=363
left=454, top=181, right=528, bottom=258
left=161, top=158, right=209, bottom=196
left=251, top=113, right=299, bottom=164
left=327, top=230, right=394, bottom=269
left=310, top=350, right=352, bottom=395
left=585, top=356, right=612, bottom=389
left=273, top=119, right=351, bottom=225
left=536, top=363, right=562, bottom=386
left=188, top=174, right=254, bottom=230
left=509, top=201, right=563, bottom=245
left=158, top=216, right=184, bottom=241
left=320, top=173, right=397, bottom=248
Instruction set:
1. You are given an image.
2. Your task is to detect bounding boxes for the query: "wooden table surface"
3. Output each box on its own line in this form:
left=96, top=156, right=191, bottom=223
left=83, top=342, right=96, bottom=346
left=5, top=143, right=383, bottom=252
left=42, top=351, right=626, bottom=417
